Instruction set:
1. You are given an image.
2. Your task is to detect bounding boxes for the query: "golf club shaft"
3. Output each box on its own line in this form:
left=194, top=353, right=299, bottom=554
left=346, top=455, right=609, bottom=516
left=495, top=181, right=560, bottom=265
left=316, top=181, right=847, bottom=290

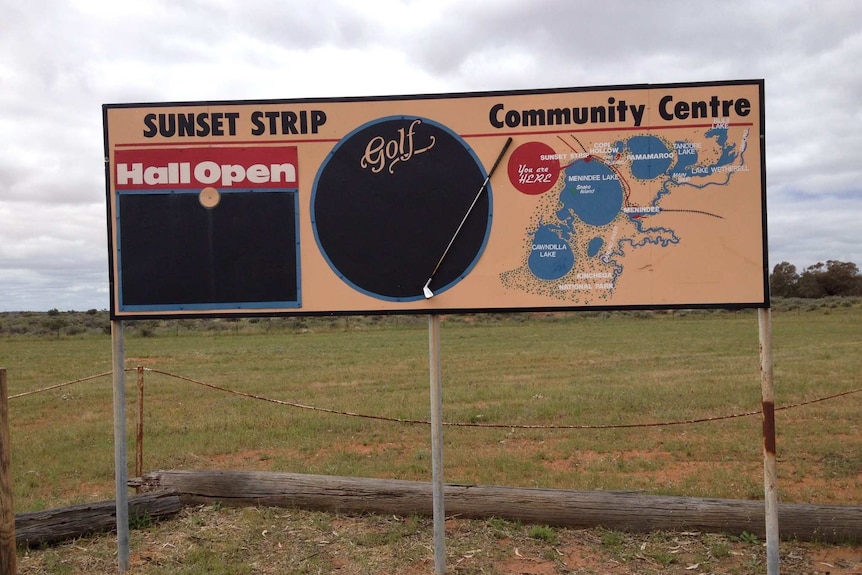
left=424, top=137, right=513, bottom=292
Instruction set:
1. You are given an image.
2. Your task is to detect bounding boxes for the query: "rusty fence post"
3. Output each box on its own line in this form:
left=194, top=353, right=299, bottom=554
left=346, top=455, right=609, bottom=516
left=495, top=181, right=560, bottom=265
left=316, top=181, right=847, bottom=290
left=1, top=368, right=17, bottom=575
left=759, top=308, right=779, bottom=575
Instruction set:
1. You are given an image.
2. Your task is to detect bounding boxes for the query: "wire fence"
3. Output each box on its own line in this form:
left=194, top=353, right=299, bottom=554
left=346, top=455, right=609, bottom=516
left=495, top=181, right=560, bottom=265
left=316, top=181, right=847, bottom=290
left=8, top=366, right=862, bottom=430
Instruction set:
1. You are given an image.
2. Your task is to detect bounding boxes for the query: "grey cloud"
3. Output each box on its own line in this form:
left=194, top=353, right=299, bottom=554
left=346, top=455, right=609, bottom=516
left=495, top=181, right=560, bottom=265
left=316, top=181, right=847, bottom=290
left=1, top=0, right=860, bottom=310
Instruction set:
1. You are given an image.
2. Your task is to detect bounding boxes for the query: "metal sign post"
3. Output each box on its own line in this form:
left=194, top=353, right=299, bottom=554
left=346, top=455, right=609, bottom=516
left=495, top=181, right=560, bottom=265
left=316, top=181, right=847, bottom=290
left=428, top=314, right=447, bottom=574
left=758, top=308, right=779, bottom=575
left=757, top=308, right=779, bottom=575
left=111, top=321, right=130, bottom=573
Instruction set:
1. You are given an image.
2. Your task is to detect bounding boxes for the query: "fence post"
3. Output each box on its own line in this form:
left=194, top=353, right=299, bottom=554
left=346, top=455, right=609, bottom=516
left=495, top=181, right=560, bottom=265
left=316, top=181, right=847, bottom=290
left=1, top=368, right=17, bottom=575
left=136, top=367, right=144, bottom=483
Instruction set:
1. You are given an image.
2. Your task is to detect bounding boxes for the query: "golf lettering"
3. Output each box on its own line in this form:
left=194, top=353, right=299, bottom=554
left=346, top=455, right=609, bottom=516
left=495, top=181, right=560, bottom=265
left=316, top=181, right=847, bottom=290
left=360, top=119, right=436, bottom=174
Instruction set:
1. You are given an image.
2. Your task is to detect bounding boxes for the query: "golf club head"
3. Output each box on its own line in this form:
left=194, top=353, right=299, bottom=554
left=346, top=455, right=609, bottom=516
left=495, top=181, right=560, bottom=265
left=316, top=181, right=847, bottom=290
left=423, top=283, right=434, bottom=299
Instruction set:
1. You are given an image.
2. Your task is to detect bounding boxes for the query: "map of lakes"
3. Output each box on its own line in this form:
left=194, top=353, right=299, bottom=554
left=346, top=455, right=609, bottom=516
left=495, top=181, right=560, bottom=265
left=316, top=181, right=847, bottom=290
left=500, top=122, right=752, bottom=305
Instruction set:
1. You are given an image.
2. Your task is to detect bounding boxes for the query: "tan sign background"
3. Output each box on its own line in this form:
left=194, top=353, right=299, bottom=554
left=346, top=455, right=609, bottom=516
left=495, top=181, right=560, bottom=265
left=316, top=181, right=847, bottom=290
left=104, top=80, right=767, bottom=318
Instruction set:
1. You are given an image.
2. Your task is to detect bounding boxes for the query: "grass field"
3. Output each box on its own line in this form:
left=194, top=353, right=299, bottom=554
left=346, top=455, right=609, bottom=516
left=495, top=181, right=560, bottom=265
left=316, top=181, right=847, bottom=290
left=2, top=304, right=860, bottom=514
left=2, top=304, right=861, bottom=573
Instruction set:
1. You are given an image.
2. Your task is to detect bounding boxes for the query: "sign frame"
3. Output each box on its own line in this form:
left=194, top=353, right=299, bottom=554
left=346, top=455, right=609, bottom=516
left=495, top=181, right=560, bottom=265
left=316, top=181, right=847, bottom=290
left=103, top=79, right=768, bottom=319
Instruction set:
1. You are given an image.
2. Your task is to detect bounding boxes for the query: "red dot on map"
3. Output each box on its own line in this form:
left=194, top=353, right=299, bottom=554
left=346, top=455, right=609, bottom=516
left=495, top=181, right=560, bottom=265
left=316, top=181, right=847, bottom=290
left=507, top=141, right=562, bottom=195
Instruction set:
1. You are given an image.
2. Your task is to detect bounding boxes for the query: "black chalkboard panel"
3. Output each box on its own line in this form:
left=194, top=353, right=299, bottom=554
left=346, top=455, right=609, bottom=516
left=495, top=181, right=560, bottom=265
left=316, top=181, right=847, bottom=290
left=117, top=190, right=299, bottom=310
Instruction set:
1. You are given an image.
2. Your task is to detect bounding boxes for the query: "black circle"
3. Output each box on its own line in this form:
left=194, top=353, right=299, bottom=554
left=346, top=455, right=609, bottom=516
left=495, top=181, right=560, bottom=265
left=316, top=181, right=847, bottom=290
left=312, top=117, right=490, bottom=301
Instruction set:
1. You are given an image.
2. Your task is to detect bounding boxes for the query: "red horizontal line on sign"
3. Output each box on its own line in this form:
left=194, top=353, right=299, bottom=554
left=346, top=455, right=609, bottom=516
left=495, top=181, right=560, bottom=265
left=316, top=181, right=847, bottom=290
left=111, top=122, right=756, bottom=148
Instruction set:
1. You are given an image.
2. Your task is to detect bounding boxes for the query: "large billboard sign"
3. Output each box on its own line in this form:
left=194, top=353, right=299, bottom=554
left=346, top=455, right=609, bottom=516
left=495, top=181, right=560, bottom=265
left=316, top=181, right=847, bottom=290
left=103, top=79, right=767, bottom=319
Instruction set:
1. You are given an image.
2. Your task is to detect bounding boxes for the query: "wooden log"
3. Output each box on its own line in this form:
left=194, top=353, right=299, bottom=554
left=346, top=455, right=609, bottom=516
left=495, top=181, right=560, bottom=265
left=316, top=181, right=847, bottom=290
left=15, top=491, right=183, bottom=548
left=139, top=469, right=862, bottom=544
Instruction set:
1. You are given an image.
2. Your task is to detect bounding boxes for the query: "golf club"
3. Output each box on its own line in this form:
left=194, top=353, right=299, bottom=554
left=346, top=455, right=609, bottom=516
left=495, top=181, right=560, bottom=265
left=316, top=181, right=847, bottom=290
left=423, top=136, right=513, bottom=298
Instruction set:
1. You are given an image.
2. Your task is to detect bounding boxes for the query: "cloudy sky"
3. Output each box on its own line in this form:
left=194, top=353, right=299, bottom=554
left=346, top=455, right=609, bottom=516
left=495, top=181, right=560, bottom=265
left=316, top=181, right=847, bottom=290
left=1, top=0, right=860, bottom=311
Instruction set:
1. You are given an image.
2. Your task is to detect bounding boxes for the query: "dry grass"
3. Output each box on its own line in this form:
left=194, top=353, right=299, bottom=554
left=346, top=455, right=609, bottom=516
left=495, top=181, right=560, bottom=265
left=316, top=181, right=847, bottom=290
left=15, top=504, right=862, bottom=574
